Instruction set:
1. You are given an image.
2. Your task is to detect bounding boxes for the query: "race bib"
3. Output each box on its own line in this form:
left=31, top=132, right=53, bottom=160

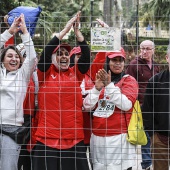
left=93, top=99, right=115, bottom=118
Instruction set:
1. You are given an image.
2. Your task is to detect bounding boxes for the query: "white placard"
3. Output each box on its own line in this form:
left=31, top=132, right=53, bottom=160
left=91, top=27, right=121, bottom=52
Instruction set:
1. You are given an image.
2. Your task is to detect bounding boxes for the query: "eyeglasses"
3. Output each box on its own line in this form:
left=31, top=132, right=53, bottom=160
left=140, top=47, right=154, bottom=51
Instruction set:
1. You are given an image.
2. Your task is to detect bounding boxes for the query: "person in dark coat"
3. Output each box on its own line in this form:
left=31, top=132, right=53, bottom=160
left=126, top=40, right=160, bottom=170
left=142, top=44, right=170, bottom=170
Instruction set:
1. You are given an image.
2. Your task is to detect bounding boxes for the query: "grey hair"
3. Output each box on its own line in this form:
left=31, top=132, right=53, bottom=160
left=140, top=40, right=155, bottom=49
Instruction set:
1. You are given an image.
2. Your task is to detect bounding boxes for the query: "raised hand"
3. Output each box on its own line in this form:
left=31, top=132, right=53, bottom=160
left=19, top=14, right=28, bottom=34
left=56, top=11, right=81, bottom=40
left=73, top=11, right=81, bottom=31
left=95, top=72, right=105, bottom=91
left=8, top=16, right=21, bottom=35
left=73, top=11, right=84, bottom=42
left=8, top=13, right=28, bottom=35
left=64, top=11, right=81, bottom=33
left=97, top=69, right=111, bottom=86
left=96, top=18, right=109, bottom=28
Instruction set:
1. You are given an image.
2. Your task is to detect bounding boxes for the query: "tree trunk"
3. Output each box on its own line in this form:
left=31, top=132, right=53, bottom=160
left=154, top=20, right=161, bottom=37
left=103, top=0, right=112, bottom=26
left=113, top=0, right=123, bottom=28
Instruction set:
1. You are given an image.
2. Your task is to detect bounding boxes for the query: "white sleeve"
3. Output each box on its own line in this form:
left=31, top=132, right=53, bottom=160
left=0, top=30, right=13, bottom=48
left=33, top=71, right=39, bottom=94
left=20, top=33, right=36, bottom=82
left=83, top=86, right=100, bottom=111
left=105, top=82, right=132, bottom=111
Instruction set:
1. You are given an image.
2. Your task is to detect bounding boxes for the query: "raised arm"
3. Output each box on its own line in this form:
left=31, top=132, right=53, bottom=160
left=19, top=14, right=36, bottom=80
left=38, top=11, right=81, bottom=72
left=0, top=16, right=22, bottom=48
left=73, top=12, right=90, bottom=74
left=38, top=36, right=60, bottom=72
left=86, top=19, right=109, bottom=79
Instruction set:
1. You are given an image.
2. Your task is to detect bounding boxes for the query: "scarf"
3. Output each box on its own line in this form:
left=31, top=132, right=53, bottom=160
left=111, top=71, right=125, bottom=84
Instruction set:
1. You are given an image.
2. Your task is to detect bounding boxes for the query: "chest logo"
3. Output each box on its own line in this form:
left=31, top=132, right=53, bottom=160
left=51, top=74, right=56, bottom=79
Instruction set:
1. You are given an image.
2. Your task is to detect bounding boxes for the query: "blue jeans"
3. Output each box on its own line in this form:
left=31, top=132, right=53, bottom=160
left=0, top=134, right=21, bottom=170
left=141, top=132, right=152, bottom=169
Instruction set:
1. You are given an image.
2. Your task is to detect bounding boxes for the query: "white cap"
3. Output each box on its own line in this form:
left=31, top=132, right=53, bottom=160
left=16, top=43, right=26, bottom=57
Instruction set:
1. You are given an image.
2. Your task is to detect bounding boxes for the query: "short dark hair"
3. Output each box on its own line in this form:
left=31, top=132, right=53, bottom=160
left=0, top=46, right=23, bottom=68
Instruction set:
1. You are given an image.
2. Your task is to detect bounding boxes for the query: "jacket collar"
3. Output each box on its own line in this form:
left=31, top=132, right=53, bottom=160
left=1, top=63, right=18, bottom=75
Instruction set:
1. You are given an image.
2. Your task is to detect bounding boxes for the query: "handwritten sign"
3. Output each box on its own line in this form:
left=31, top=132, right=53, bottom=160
left=91, top=27, right=121, bottom=52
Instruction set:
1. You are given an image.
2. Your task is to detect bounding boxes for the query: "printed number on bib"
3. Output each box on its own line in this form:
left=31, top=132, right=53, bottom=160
left=93, top=99, right=115, bottom=118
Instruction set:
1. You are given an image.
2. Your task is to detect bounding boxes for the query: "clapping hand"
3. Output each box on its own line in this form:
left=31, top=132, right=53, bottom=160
left=97, top=69, right=111, bottom=87
left=95, top=71, right=104, bottom=91
left=95, top=69, right=111, bottom=91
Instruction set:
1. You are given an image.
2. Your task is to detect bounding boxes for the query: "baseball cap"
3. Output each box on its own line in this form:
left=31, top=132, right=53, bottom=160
left=106, top=48, right=126, bottom=59
left=16, top=43, right=26, bottom=58
left=69, top=46, right=81, bottom=57
left=53, top=43, right=72, bottom=54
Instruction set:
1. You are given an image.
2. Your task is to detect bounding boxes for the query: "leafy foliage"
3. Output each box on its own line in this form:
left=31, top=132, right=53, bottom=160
left=139, top=0, right=170, bottom=29
left=0, top=0, right=18, bottom=31
left=67, top=27, right=91, bottom=47
left=0, top=0, right=17, bottom=19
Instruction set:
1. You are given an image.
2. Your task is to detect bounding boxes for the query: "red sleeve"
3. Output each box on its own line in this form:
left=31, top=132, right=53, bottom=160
left=121, top=76, right=139, bottom=106
left=87, top=52, right=106, bottom=82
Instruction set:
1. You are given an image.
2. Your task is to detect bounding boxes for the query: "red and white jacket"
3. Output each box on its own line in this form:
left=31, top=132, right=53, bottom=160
left=83, top=75, right=138, bottom=137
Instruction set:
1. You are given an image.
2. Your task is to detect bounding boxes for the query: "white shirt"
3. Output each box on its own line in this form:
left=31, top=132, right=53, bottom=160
left=0, top=30, right=36, bottom=126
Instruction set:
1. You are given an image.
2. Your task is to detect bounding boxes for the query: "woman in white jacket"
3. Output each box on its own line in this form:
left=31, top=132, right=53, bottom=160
left=0, top=14, right=36, bottom=170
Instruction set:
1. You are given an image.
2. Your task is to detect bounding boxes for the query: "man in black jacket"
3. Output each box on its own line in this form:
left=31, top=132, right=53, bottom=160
left=142, top=44, right=170, bottom=170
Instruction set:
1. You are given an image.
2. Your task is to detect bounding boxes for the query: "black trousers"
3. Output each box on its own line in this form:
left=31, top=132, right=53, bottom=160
left=127, top=167, right=132, bottom=170
left=18, top=144, right=32, bottom=170
left=32, top=140, right=90, bottom=170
